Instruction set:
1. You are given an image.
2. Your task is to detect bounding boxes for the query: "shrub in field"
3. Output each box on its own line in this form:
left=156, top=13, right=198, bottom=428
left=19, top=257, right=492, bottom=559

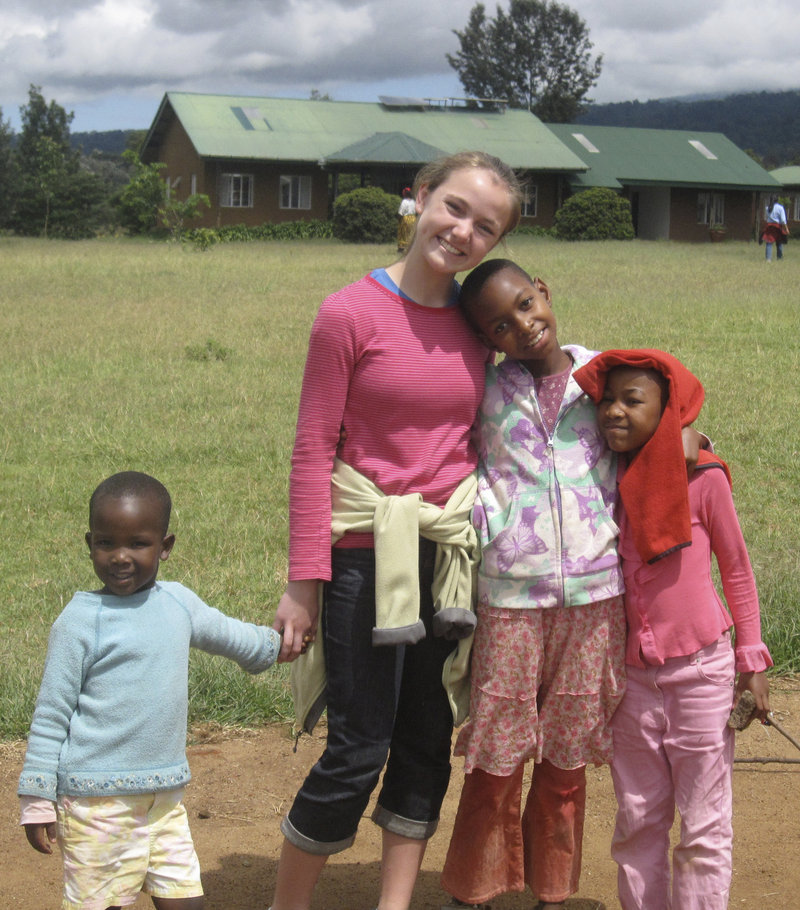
left=333, top=187, right=399, bottom=243
left=184, top=220, right=334, bottom=245
left=185, top=339, right=232, bottom=362
left=554, top=187, right=635, bottom=241
left=512, top=224, right=556, bottom=238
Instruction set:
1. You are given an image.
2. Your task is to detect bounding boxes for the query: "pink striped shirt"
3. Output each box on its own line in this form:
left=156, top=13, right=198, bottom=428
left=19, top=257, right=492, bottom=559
left=289, top=272, right=490, bottom=580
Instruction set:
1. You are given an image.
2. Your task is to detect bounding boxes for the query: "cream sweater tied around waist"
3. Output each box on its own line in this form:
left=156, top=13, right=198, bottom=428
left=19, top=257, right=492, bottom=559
left=291, top=458, right=479, bottom=737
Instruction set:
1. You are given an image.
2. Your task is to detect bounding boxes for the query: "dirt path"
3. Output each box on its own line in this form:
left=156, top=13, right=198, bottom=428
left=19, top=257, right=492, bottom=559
left=3, top=680, right=800, bottom=910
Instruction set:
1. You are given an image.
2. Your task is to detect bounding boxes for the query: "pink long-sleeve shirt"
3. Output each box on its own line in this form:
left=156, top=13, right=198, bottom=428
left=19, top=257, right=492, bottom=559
left=619, top=463, right=772, bottom=673
left=288, top=272, right=490, bottom=581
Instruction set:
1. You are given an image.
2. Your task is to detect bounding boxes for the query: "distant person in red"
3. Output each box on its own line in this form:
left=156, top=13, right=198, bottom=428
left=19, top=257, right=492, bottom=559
left=396, top=186, right=417, bottom=252
left=761, top=194, right=788, bottom=261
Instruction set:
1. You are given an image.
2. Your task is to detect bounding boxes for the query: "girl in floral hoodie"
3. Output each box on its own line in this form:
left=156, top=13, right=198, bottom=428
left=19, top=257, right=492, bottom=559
left=442, top=260, right=704, bottom=910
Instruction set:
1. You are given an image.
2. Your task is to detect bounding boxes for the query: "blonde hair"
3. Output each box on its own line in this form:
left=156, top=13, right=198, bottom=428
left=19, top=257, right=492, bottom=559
left=411, top=151, right=523, bottom=237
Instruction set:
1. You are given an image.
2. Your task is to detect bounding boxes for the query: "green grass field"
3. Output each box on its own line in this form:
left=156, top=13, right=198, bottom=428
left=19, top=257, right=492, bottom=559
left=1, top=235, right=798, bottom=739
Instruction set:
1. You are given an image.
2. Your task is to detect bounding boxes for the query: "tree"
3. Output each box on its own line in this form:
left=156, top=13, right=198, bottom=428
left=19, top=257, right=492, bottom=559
left=159, top=193, right=211, bottom=242
left=0, top=108, right=17, bottom=228
left=448, top=0, right=602, bottom=122
left=12, top=85, right=106, bottom=237
left=115, top=149, right=167, bottom=234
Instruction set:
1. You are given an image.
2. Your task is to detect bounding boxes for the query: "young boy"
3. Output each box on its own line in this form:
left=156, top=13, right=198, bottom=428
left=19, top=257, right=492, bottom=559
left=574, top=350, right=771, bottom=910
left=18, top=471, right=281, bottom=910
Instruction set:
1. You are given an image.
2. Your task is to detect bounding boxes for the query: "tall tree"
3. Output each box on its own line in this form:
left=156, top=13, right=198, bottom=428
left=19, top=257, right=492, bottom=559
left=0, top=108, right=17, bottom=228
left=448, top=0, right=602, bottom=122
left=13, top=85, right=105, bottom=237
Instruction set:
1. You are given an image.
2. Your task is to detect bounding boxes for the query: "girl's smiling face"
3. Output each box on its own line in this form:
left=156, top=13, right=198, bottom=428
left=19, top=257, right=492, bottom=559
left=414, top=167, right=515, bottom=275
left=467, top=268, right=568, bottom=378
left=85, top=495, right=174, bottom=596
left=597, top=366, right=667, bottom=455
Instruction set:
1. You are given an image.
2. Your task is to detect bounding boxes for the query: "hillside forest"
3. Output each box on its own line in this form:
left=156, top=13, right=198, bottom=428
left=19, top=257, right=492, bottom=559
left=576, top=89, right=800, bottom=169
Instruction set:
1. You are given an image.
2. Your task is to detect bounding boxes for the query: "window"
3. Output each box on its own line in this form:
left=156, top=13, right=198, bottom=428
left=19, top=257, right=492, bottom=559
left=522, top=184, right=538, bottom=218
left=280, top=175, right=312, bottom=210
left=220, top=173, right=254, bottom=207
left=697, top=192, right=724, bottom=225
left=793, top=195, right=800, bottom=222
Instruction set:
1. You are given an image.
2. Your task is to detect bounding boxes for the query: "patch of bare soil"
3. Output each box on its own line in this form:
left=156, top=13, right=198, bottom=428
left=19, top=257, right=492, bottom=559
left=3, top=681, right=800, bottom=910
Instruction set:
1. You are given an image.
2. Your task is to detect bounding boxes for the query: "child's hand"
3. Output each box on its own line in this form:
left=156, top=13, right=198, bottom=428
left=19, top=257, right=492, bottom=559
left=681, top=426, right=702, bottom=474
left=24, top=821, right=56, bottom=854
left=736, top=670, right=770, bottom=722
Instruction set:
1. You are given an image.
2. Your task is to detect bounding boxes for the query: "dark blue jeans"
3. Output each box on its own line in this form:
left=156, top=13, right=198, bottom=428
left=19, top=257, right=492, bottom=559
left=284, top=541, right=456, bottom=853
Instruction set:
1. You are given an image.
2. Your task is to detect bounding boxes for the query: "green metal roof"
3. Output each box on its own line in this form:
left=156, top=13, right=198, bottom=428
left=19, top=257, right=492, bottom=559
left=546, top=123, right=780, bottom=191
left=143, top=92, right=588, bottom=172
left=770, top=166, right=800, bottom=187
left=325, top=132, right=447, bottom=164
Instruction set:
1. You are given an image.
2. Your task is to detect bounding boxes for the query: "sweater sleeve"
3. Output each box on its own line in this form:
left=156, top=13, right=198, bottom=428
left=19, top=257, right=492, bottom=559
left=175, top=584, right=281, bottom=673
left=18, top=603, right=92, bottom=801
left=701, top=469, right=772, bottom=673
left=289, top=291, right=359, bottom=580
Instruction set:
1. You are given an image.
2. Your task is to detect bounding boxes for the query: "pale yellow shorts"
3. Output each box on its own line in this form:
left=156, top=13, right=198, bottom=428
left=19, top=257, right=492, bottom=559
left=56, top=788, right=203, bottom=909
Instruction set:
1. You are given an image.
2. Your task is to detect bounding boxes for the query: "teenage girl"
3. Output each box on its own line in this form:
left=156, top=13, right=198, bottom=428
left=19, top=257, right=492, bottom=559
left=269, top=152, right=524, bottom=910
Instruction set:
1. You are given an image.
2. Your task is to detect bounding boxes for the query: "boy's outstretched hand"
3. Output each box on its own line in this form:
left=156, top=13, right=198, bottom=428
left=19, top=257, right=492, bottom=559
left=24, top=821, right=57, bottom=854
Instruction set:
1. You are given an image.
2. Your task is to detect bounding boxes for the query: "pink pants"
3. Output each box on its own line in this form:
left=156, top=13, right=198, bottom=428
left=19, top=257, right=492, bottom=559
left=610, top=634, right=735, bottom=910
left=441, top=760, right=585, bottom=904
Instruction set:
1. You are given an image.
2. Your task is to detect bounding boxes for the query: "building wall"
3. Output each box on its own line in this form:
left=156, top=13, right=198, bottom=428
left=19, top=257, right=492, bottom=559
left=517, top=172, right=561, bottom=227
left=630, top=186, right=671, bottom=240
left=155, top=117, right=329, bottom=227
left=669, top=187, right=757, bottom=242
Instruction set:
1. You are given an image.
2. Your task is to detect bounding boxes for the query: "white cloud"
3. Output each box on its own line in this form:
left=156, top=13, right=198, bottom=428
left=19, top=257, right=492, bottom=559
left=0, top=0, right=799, bottom=130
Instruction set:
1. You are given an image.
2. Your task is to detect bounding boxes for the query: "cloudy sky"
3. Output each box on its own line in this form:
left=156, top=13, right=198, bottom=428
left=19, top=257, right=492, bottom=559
left=1, top=0, right=798, bottom=132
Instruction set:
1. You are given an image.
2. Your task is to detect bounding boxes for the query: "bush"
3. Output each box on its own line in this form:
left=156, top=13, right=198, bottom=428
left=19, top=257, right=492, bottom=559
left=332, top=187, right=399, bottom=243
left=511, top=224, right=557, bottom=238
left=554, top=187, right=635, bottom=241
left=183, top=220, right=334, bottom=245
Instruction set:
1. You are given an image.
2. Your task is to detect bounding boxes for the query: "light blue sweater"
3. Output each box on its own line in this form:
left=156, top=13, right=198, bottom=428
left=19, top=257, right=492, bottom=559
left=18, top=581, right=280, bottom=801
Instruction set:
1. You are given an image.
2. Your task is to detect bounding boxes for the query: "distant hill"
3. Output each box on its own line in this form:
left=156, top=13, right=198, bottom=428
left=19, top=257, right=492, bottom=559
left=577, top=89, right=800, bottom=167
left=70, top=130, right=143, bottom=156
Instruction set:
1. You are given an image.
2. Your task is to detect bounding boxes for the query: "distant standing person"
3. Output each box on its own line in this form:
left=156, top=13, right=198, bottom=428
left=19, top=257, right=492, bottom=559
left=761, top=194, right=788, bottom=261
left=396, top=186, right=417, bottom=252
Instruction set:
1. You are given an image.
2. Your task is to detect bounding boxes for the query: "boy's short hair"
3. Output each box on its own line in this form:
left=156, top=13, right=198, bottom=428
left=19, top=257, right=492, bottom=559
left=89, top=471, right=172, bottom=534
left=459, top=258, right=535, bottom=329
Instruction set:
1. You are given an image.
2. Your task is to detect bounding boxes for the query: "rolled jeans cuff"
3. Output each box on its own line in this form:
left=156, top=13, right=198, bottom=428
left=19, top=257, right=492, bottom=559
left=371, top=803, right=438, bottom=840
left=280, top=815, right=355, bottom=855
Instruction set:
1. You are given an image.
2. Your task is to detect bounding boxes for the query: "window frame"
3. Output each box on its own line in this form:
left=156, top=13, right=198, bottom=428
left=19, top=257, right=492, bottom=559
left=522, top=184, right=538, bottom=218
left=220, top=173, right=254, bottom=208
left=280, top=174, right=312, bottom=210
left=697, top=191, right=725, bottom=226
